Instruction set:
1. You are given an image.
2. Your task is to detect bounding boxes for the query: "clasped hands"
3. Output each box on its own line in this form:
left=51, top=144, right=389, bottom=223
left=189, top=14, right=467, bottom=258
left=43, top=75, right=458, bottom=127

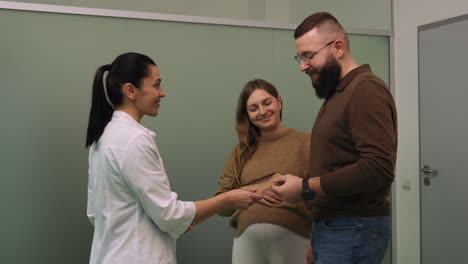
left=270, top=174, right=324, bottom=204
left=257, top=174, right=322, bottom=206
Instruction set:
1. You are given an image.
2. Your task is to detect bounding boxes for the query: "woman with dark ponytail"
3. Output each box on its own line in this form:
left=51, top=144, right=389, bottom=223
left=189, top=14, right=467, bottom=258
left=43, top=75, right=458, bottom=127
left=86, top=52, right=262, bottom=264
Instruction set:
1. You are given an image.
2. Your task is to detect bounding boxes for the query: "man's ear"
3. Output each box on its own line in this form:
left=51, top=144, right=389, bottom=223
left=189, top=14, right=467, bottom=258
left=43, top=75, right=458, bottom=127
left=333, top=39, right=345, bottom=58
left=122, top=83, right=137, bottom=100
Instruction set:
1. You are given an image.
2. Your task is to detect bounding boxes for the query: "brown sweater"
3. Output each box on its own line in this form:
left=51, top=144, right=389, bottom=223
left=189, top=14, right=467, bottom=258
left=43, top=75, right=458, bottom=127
left=309, top=64, right=398, bottom=220
left=215, top=128, right=312, bottom=238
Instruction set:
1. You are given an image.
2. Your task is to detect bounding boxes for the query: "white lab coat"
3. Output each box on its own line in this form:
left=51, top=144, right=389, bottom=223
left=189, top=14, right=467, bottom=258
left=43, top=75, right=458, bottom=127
left=87, top=111, right=195, bottom=264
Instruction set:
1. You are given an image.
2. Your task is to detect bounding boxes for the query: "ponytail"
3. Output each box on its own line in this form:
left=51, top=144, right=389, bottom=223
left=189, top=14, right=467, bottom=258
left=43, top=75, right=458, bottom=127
left=85, top=64, right=114, bottom=148
left=85, top=52, right=157, bottom=148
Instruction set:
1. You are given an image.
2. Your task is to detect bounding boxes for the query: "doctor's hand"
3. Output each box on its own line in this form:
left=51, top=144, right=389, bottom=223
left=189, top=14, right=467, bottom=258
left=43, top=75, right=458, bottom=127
left=223, top=189, right=263, bottom=211
left=185, top=225, right=194, bottom=233
left=271, top=174, right=303, bottom=203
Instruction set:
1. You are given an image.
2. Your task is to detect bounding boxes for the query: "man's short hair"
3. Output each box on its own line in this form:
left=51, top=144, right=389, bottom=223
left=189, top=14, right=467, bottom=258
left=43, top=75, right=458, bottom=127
left=294, top=12, right=345, bottom=40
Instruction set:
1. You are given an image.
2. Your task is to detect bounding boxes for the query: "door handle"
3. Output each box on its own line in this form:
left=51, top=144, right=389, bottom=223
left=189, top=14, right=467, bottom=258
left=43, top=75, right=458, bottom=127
left=420, top=165, right=438, bottom=175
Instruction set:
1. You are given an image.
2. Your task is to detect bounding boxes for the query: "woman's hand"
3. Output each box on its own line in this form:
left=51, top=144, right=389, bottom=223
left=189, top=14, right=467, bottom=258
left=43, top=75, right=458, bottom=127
left=185, top=225, right=194, bottom=233
left=258, top=186, right=282, bottom=206
left=223, top=189, right=263, bottom=210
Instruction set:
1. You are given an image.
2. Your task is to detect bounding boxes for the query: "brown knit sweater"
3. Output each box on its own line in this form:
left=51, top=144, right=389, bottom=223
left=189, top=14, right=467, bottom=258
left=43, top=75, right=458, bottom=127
left=309, top=65, right=397, bottom=220
left=215, top=128, right=312, bottom=238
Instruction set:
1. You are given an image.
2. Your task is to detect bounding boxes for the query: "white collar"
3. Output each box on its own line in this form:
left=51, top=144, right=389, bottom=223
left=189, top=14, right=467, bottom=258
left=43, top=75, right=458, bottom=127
left=113, top=111, right=156, bottom=138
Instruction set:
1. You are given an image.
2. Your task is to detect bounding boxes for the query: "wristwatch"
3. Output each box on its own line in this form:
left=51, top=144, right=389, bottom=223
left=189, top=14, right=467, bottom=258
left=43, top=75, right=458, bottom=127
left=301, top=178, right=316, bottom=200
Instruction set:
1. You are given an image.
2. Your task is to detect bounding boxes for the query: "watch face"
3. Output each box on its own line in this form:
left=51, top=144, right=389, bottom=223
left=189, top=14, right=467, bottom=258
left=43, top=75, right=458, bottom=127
left=302, top=178, right=315, bottom=200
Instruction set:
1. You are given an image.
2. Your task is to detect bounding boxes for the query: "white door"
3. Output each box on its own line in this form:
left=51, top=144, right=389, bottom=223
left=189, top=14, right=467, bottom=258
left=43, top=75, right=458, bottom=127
left=419, top=14, right=468, bottom=263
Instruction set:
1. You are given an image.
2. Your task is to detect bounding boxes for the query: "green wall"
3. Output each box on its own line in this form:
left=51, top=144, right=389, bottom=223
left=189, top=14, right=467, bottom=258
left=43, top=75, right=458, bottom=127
left=7, top=0, right=392, bottom=31
left=0, top=8, right=389, bottom=264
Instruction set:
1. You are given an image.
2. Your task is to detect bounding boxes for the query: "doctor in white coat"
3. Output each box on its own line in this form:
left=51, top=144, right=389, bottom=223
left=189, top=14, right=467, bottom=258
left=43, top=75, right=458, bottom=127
left=85, top=52, right=262, bottom=264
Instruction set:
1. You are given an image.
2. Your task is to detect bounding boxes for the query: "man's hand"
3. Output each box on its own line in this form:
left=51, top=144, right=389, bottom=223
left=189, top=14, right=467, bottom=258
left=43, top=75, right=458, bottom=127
left=271, top=174, right=303, bottom=203
left=258, top=186, right=282, bottom=207
left=308, top=177, right=326, bottom=197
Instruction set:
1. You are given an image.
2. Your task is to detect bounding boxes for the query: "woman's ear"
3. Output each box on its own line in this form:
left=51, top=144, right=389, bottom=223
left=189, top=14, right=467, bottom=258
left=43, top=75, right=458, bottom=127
left=122, top=83, right=137, bottom=100
left=277, top=95, right=283, bottom=110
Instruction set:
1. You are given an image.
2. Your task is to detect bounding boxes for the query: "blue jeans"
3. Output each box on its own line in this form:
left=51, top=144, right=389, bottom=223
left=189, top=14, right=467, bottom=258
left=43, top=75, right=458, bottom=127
left=312, top=217, right=391, bottom=264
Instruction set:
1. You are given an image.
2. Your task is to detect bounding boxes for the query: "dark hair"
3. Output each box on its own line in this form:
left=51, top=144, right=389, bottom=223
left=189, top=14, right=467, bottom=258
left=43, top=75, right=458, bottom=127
left=85, top=52, right=156, bottom=148
left=233, top=79, right=282, bottom=185
left=294, top=12, right=345, bottom=39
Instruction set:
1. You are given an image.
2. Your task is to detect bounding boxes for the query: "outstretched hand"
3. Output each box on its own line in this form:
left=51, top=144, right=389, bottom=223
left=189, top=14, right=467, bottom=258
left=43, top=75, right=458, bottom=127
left=225, top=188, right=263, bottom=211
left=185, top=225, right=194, bottom=233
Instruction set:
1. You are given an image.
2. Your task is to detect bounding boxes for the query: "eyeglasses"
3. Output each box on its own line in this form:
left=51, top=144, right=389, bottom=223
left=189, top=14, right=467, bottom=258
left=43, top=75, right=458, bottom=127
left=294, top=40, right=336, bottom=64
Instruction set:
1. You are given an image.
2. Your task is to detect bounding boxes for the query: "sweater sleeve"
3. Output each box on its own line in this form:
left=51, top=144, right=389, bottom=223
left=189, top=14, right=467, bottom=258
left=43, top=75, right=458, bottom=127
left=215, top=146, right=239, bottom=196
left=214, top=146, right=239, bottom=216
left=320, top=80, right=397, bottom=196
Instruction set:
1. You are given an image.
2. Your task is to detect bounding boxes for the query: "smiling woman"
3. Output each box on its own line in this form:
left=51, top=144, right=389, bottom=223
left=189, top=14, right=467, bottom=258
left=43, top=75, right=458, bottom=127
left=246, top=83, right=283, bottom=136
left=117, top=65, right=165, bottom=122
left=215, top=79, right=313, bottom=264
left=0, top=5, right=390, bottom=263
left=85, top=53, right=161, bottom=147
left=85, top=52, right=262, bottom=264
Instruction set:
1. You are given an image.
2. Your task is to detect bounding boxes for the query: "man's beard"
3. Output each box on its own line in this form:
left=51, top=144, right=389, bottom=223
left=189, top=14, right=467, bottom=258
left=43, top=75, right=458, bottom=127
left=310, top=57, right=341, bottom=99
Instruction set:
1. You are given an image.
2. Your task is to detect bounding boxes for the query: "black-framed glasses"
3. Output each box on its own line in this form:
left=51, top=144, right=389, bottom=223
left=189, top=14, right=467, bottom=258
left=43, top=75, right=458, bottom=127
left=294, top=40, right=336, bottom=64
